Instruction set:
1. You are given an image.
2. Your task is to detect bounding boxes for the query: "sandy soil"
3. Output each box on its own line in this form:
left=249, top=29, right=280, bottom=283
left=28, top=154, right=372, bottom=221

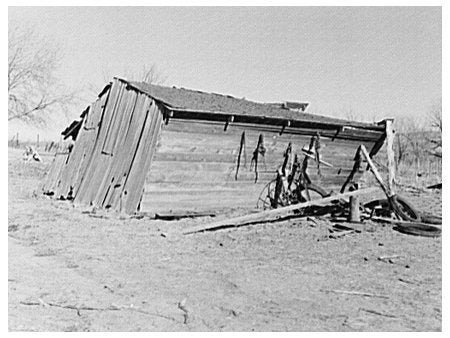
left=8, top=148, right=442, bottom=331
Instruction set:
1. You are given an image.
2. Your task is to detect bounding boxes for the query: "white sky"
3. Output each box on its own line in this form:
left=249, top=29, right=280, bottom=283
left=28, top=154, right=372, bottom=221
left=8, top=6, right=442, bottom=141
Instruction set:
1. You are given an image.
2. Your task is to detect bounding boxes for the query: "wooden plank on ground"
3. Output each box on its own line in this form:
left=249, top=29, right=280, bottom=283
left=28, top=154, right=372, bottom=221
left=182, top=187, right=379, bottom=235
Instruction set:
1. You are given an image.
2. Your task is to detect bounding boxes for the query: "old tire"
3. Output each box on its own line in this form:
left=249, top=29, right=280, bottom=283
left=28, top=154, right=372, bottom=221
left=419, top=212, right=442, bottom=225
left=389, top=195, right=421, bottom=222
left=393, top=222, right=441, bottom=237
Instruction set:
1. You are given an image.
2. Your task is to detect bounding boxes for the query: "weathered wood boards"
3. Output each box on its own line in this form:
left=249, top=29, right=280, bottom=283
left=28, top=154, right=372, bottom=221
left=141, top=119, right=381, bottom=214
left=384, top=119, right=396, bottom=196
left=42, top=152, right=70, bottom=194
left=43, top=77, right=388, bottom=215
left=73, top=81, right=164, bottom=213
left=44, top=79, right=165, bottom=214
left=53, top=92, right=108, bottom=199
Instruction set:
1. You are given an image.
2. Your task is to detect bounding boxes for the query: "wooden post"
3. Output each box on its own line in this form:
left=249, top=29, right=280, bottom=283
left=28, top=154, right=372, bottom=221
left=349, top=184, right=360, bottom=223
left=37, top=134, right=40, bottom=149
left=385, top=119, right=396, bottom=196
left=16, top=132, right=19, bottom=147
left=360, top=145, right=391, bottom=198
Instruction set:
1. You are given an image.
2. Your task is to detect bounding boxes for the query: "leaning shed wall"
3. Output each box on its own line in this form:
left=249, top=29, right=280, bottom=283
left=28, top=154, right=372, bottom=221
left=44, top=78, right=165, bottom=214
left=141, top=119, right=382, bottom=214
left=44, top=77, right=387, bottom=215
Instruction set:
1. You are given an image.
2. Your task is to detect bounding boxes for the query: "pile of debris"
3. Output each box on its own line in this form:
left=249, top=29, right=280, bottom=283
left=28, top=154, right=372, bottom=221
left=22, top=146, right=42, bottom=163
left=182, top=138, right=442, bottom=238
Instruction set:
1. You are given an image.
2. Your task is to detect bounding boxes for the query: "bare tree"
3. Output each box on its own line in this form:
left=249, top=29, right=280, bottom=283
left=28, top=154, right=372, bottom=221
left=427, top=99, right=442, bottom=158
left=394, top=116, right=426, bottom=168
left=429, top=99, right=442, bottom=132
left=341, top=106, right=359, bottom=122
left=8, top=24, right=76, bottom=124
left=135, top=64, right=166, bottom=84
left=87, top=64, right=166, bottom=97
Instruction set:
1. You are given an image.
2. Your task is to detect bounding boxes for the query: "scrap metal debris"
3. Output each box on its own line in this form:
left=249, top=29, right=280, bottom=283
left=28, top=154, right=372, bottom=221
left=22, top=146, right=42, bottom=162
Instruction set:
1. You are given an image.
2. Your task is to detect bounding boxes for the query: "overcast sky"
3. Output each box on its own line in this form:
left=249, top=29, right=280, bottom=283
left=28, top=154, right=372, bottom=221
left=8, top=6, right=441, bottom=140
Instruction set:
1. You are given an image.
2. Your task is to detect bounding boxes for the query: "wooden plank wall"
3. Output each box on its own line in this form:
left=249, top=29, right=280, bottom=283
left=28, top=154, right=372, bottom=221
left=42, top=152, right=70, bottom=194
left=43, top=79, right=165, bottom=214
left=53, top=92, right=109, bottom=199
left=141, top=119, right=381, bottom=214
left=72, top=80, right=164, bottom=213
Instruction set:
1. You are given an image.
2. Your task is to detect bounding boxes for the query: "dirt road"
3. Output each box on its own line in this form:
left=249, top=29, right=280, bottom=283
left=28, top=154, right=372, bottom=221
left=8, top=148, right=441, bottom=331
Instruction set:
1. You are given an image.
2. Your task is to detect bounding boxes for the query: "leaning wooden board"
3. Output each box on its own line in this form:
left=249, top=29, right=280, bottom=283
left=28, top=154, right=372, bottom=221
left=183, top=187, right=379, bottom=234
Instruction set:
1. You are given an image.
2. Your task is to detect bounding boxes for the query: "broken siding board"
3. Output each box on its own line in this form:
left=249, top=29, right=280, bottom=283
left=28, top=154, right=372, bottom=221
left=54, top=100, right=102, bottom=198
left=72, top=94, right=109, bottom=197
left=92, top=89, right=140, bottom=207
left=102, top=94, right=153, bottom=210
left=75, top=80, right=125, bottom=206
left=83, top=90, right=125, bottom=205
left=83, top=81, right=128, bottom=205
left=46, top=95, right=107, bottom=199
left=100, top=85, right=129, bottom=155
left=49, top=153, right=70, bottom=195
left=100, top=93, right=147, bottom=208
left=42, top=152, right=70, bottom=193
left=120, top=101, right=164, bottom=213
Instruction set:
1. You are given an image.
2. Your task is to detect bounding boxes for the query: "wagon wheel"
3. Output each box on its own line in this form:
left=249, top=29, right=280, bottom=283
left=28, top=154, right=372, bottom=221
left=256, top=180, right=328, bottom=209
left=256, top=179, right=290, bottom=210
left=295, top=183, right=329, bottom=203
left=389, top=195, right=421, bottom=222
left=365, top=196, right=422, bottom=222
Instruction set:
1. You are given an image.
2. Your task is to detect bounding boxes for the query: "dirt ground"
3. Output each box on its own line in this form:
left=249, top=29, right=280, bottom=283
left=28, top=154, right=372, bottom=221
left=8, top=147, right=442, bottom=331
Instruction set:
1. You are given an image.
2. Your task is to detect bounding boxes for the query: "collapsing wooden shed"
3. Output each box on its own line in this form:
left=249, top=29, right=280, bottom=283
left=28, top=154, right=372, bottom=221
left=43, top=77, right=388, bottom=215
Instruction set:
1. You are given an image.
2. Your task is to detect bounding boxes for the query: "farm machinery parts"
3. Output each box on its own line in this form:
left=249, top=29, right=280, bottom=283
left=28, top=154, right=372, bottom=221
left=257, top=133, right=332, bottom=210
left=255, top=134, right=441, bottom=236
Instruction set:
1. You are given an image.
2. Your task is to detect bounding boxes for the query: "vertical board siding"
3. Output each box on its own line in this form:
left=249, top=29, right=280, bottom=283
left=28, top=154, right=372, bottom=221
left=42, top=152, right=70, bottom=194
left=71, top=96, right=108, bottom=197
left=119, top=101, right=164, bottom=213
left=141, top=120, right=380, bottom=214
left=92, top=89, right=139, bottom=206
left=74, top=80, right=125, bottom=206
left=66, top=79, right=165, bottom=213
left=101, top=95, right=158, bottom=211
left=53, top=91, right=110, bottom=198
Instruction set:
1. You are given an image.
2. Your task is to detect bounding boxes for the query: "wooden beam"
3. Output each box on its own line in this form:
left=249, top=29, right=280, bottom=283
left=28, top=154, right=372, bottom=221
left=360, top=145, right=392, bottom=198
left=183, top=187, right=379, bottom=235
left=384, top=119, right=396, bottom=195
left=348, top=184, right=360, bottom=223
left=301, top=146, right=333, bottom=167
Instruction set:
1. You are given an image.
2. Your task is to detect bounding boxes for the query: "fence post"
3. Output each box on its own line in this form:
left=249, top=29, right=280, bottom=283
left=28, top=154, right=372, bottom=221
left=349, top=184, right=360, bottom=223
left=385, top=119, right=396, bottom=195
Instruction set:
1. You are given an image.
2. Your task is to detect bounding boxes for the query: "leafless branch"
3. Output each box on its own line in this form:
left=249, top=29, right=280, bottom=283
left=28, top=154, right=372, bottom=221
left=8, top=23, right=77, bottom=125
